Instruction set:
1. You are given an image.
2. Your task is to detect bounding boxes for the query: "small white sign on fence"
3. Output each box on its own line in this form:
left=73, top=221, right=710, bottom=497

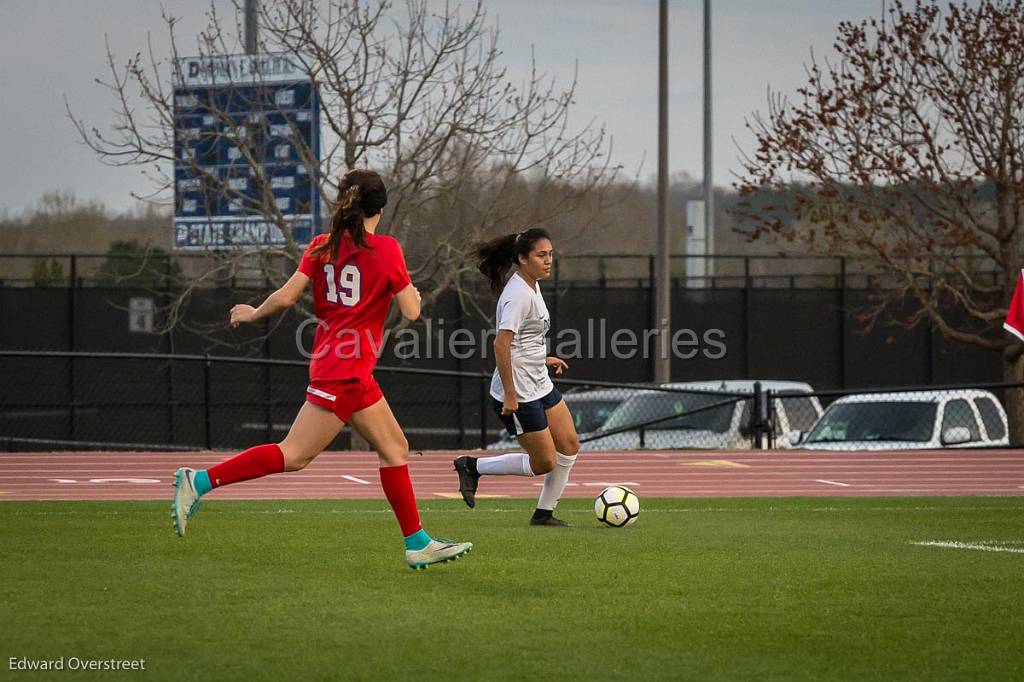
left=129, top=297, right=155, bottom=333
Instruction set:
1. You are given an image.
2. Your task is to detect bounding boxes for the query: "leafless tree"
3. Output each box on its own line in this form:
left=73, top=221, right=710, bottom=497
left=69, top=0, right=622, bottom=342
left=734, top=0, right=1024, bottom=440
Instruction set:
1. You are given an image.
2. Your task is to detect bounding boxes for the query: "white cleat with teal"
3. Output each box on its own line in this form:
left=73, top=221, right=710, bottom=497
left=172, top=467, right=202, bottom=537
left=405, top=539, right=473, bottom=570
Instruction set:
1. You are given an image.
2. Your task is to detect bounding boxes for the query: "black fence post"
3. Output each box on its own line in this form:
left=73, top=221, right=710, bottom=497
left=68, top=255, right=77, bottom=351
left=455, top=273, right=466, bottom=449
left=167, top=355, right=176, bottom=446
left=838, top=257, right=847, bottom=388
left=648, top=255, right=655, bottom=377
left=68, top=257, right=77, bottom=442
left=457, top=372, right=467, bottom=450
left=752, top=380, right=763, bottom=449
left=478, top=378, right=488, bottom=450
left=203, top=355, right=212, bottom=450
left=764, top=388, right=776, bottom=449
left=68, top=353, right=76, bottom=443
left=927, top=318, right=936, bottom=385
left=743, top=258, right=752, bottom=378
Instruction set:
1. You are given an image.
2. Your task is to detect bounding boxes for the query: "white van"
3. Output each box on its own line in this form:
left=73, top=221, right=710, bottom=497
left=798, top=389, right=1009, bottom=450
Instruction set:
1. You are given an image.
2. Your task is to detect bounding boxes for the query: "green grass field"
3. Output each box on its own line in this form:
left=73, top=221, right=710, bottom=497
left=2, top=497, right=1023, bottom=681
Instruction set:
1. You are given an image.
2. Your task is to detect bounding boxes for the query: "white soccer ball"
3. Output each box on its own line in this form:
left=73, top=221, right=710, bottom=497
left=595, top=485, right=640, bottom=527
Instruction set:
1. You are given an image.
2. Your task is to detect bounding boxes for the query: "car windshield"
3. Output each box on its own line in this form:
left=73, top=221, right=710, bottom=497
left=805, top=401, right=937, bottom=443
left=601, top=391, right=737, bottom=433
left=565, top=399, right=622, bottom=434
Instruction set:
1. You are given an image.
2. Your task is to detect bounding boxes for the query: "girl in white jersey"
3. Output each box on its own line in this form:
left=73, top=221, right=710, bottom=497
left=453, top=228, right=580, bottom=526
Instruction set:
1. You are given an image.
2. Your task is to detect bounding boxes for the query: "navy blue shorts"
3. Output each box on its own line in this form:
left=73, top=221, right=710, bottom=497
left=492, top=387, right=563, bottom=437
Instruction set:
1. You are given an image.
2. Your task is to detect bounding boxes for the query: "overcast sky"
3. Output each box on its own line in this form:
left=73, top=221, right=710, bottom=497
left=0, top=0, right=888, bottom=214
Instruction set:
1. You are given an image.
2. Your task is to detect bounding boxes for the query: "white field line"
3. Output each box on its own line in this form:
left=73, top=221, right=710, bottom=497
left=912, top=540, right=1024, bottom=554
left=0, top=474, right=391, bottom=482
left=6, top=468, right=1024, bottom=479
left=7, top=477, right=1024, bottom=488
left=5, top=462, right=1024, bottom=471
left=815, top=479, right=852, bottom=487
left=3, top=457, right=1024, bottom=466
left=531, top=481, right=639, bottom=488
left=6, top=487, right=1024, bottom=498
left=4, top=476, right=1023, bottom=489
left=4, top=506, right=1024, bottom=517
left=5, top=455, right=715, bottom=459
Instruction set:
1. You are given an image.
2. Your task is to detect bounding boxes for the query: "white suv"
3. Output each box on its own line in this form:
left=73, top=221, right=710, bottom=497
left=798, top=389, right=1009, bottom=450
left=581, top=380, right=823, bottom=450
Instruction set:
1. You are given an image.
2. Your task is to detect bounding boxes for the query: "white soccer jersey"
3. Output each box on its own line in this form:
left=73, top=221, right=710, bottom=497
left=489, top=272, right=554, bottom=402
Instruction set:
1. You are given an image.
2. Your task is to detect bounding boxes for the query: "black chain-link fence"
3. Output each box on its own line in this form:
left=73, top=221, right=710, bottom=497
left=8, top=252, right=1003, bottom=289
left=0, top=351, right=500, bottom=452
left=1, top=351, right=1020, bottom=452
left=0, top=256, right=1009, bottom=392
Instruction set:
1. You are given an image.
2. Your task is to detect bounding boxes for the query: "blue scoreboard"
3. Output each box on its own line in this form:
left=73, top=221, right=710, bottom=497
left=173, top=54, right=321, bottom=250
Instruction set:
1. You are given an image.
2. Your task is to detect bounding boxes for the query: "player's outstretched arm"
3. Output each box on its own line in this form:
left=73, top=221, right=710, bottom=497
left=230, top=271, right=310, bottom=328
left=395, top=283, right=422, bottom=321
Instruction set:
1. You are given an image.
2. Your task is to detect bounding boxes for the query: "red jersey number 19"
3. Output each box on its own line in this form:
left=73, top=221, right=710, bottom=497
left=324, top=263, right=361, bottom=306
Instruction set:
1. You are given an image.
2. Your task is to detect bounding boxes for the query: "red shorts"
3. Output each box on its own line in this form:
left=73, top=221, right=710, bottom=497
left=305, top=375, right=384, bottom=422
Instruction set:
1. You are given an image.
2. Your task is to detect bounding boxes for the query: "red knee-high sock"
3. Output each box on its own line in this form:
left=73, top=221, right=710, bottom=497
left=206, top=443, right=285, bottom=490
left=379, top=464, right=423, bottom=537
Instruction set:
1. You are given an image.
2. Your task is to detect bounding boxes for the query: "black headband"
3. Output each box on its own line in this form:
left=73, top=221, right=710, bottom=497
left=360, top=187, right=388, bottom=212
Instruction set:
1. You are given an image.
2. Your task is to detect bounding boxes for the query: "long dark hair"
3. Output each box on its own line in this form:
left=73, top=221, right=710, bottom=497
left=472, top=228, right=551, bottom=294
left=312, top=169, right=388, bottom=260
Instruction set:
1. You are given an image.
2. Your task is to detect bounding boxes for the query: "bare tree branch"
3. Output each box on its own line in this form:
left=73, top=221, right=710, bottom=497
left=70, top=0, right=622, bottom=349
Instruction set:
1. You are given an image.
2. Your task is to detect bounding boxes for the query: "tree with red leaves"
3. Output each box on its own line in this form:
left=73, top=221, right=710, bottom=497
left=736, top=0, right=1024, bottom=441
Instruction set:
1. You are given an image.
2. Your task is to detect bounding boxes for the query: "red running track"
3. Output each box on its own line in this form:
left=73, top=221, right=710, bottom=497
left=1, top=449, right=1023, bottom=501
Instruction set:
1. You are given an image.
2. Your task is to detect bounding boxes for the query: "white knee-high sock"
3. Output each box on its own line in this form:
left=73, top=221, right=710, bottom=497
left=476, top=453, right=534, bottom=477
left=536, top=453, right=577, bottom=511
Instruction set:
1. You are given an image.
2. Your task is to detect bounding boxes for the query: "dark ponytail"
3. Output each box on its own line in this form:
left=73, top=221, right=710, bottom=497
left=313, top=169, right=388, bottom=261
left=472, top=227, right=551, bottom=294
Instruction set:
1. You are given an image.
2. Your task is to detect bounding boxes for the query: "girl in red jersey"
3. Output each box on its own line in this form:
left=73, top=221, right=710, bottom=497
left=172, top=169, right=472, bottom=570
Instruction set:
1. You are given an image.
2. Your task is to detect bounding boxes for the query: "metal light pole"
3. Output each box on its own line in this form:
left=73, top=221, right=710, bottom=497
left=654, top=0, right=672, bottom=383
left=244, top=0, right=258, bottom=54
left=703, top=0, right=714, bottom=282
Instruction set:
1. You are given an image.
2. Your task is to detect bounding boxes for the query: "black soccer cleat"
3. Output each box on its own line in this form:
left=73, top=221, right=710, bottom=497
left=453, top=456, right=480, bottom=509
left=529, top=511, right=571, bottom=527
